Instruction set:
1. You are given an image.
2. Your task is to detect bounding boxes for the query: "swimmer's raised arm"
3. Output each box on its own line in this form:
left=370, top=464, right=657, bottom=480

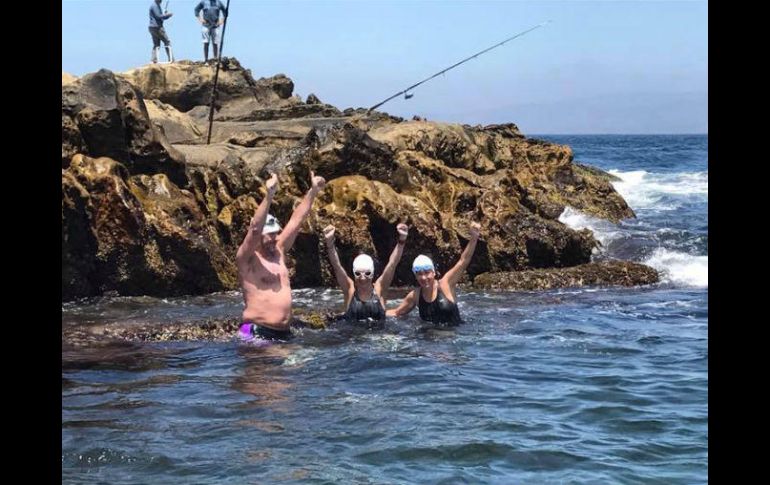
left=444, top=222, right=481, bottom=290
left=323, top=224, right=353, bottom=303
left=236, top=173, right=277, bottom=264
left=278, top=171, right=325, bottom=253
left=375, top=223, right=409, bottom=299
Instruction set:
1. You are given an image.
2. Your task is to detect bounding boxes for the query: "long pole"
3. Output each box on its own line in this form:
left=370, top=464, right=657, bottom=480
left=206, top=0, right=232, bottom=145
left=368, top=21, right=550, bottom=113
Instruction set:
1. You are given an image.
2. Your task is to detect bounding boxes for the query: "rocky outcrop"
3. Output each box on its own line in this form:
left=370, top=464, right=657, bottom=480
left=62, top=69, right=187, bottom=186
left=120, top=59, right=343, bottom=124
left=61, top=58, right=649, bottom=300
left=473, top=261, right=660, bottom=290
left=368, top=123, right=634, bottom=223
left=145, top=99, right=203, bottom=143
left=120, top=58, right=276, bottom=112
left=62, top=154, right=236, bottom=300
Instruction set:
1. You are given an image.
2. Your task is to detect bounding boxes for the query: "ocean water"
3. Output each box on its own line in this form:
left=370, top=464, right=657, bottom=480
left=62, top=135, right=708, bottom=484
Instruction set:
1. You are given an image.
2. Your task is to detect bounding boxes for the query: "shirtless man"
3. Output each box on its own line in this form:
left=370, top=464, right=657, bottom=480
left=237, top=171, right=326, bottom=342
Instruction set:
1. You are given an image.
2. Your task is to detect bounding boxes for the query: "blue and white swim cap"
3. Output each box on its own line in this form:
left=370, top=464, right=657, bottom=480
left=412, top=255, right=435, bottom=273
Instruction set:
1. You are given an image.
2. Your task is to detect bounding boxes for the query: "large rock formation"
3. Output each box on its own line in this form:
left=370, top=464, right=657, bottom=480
left=61, top=58, right=655, bottom=300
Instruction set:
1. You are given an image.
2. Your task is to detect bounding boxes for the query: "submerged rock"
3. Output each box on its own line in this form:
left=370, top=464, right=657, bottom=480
left=62, top=308, right=336, bottom=345
left=473, top=261, right=660, bottom=290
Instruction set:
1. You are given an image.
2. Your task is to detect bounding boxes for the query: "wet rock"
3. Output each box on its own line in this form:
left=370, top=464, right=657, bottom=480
left=473, top=260, right=660, bottom=290
left=62, top=309, right=336, bottom=344
left=62, top=154, right=236, bottom=299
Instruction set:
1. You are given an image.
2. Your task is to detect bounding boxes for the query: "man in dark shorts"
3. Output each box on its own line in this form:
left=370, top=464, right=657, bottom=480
left=149, top=0, right=174, bottom=64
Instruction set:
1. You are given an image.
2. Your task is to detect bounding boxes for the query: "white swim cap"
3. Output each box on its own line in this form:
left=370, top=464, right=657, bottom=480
left=412, top=255, right=435, bottom=272
left=352, top=254, right=375, bottom=273
left=262, top=214, right=282, bottom=235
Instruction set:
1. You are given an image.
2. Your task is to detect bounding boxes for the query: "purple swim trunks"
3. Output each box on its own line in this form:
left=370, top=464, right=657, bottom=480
left=239, top=323, right=293, bottom=343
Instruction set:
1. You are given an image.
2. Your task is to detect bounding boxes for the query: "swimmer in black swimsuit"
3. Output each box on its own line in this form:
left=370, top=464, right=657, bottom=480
left=387, top=221, right=481, bottom=326
left=323, top=222, right=409, bottom=322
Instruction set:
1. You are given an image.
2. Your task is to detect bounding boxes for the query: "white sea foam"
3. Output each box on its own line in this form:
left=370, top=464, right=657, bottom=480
left=558, top=206, right=623, bottom=248
left=608, top=169, right=707, bottom=210
left=643, top=248, right=708, bottom=288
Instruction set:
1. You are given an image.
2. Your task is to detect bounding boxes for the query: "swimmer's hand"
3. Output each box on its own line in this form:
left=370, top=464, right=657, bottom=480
left=397, top=223, right=409, bottom=242
left=469, top=222, right=481, bottom=239
left=323, top=224, right=336, bottom=244
left=265, top=173, right=278, bottom=196
left=310, top=170, right=326, bottom=192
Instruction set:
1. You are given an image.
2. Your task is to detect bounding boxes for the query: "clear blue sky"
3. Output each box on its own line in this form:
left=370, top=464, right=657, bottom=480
left=62, top=0, right=708, bottom=134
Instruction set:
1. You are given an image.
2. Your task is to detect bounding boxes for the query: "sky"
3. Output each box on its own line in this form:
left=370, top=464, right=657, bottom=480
left=62, top=0, right=708, bottom=134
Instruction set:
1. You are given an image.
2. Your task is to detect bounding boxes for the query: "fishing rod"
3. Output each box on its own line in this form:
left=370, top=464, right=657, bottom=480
left=206, top=0, right=232, bottom=145
left=368, top=21, right=551, bottom=113
left=164, top=0, right=169, bottom=13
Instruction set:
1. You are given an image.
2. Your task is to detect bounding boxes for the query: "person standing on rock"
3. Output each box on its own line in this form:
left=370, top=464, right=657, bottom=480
left=237, top=171, right=326, bottom=343
left=194, top=0, right=228, bottom=62
left=386, top=222, right=481, bottom=326
left=322, top=223, right=409, bottom=323
left=149, top=0, right=174, bottom=64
